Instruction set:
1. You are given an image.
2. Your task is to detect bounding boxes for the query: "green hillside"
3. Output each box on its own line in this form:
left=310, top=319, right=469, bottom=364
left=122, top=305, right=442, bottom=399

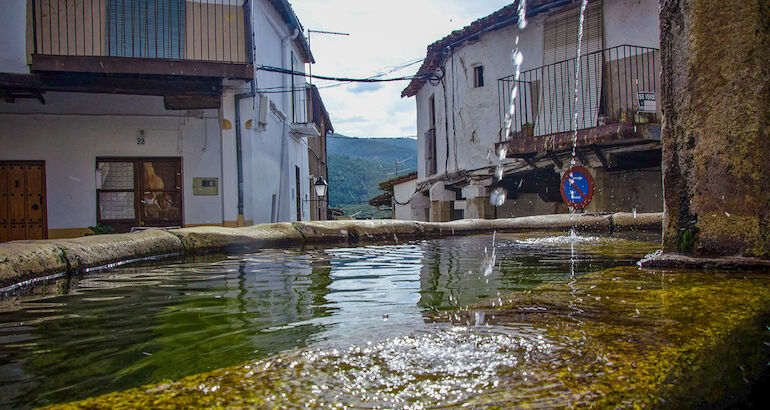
left=327, top=134, right=417, bottom=172
left=326, top=135, right=417, bottom=219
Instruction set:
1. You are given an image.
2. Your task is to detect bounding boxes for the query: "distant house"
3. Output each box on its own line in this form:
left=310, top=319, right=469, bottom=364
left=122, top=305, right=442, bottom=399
left=369, top=171, right=421, bottom=220
left=401, top=0, right=662, bottom=222
left=0, top=0, right=332, bottom=242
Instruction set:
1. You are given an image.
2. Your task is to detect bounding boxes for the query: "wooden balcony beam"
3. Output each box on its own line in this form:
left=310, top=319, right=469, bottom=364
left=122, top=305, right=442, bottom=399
left=32, top=55, right=253, bottom=80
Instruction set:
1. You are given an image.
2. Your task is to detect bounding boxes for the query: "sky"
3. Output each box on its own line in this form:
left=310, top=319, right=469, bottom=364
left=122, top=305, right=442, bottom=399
left=290, top=0, right=513, bottom=138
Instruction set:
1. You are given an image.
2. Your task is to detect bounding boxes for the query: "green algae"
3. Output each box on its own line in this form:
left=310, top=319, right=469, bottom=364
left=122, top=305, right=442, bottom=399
left=47, top=265, right=770, bottom=408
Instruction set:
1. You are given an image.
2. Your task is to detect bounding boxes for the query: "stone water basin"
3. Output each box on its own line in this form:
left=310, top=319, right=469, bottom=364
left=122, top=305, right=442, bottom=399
left=2, top=232, right=769, bottom=407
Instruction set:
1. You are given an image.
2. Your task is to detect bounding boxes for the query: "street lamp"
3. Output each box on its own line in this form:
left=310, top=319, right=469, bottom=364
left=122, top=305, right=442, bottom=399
left=314, top=177, right=328, bottom=198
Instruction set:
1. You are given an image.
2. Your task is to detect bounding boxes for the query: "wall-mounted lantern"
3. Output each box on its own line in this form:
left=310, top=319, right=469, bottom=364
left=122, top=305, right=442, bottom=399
left=314, top=177, right=328, bottom=198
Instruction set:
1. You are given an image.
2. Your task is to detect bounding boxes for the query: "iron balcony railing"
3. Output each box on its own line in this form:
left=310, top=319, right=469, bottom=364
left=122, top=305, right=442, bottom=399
left=30, top=0, right=249, bottom=63
left=497, top=44, right=660, bottom=140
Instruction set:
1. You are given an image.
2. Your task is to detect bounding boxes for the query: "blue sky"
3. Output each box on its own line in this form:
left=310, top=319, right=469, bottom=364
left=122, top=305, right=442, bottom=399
left=290, top=0, right=513, bottom=137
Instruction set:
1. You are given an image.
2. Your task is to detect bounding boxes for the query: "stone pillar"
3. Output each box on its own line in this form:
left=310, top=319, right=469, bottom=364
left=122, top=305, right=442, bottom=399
left=462, top=185, right=493, bottom=219
left=430, top=201, right=452, bottom=222
left=429, top=183, right=455, bottom=222
left=660, top=0, right=770, bottom=257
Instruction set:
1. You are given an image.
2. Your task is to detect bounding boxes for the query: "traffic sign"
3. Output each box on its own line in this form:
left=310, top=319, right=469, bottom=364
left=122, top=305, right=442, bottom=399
left=560, top=166, right=594, bottom=209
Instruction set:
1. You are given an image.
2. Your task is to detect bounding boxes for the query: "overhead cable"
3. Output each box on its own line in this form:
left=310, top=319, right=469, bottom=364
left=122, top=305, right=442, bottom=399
left=256, top=65, right=427, bottom=83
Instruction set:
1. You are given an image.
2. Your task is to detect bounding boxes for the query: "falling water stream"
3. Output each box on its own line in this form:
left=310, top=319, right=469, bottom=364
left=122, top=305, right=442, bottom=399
left=489, top=0, right=590, bottom=279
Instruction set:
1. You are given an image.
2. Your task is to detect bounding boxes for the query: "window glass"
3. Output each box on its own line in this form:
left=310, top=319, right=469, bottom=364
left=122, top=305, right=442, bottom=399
left=142, top=191, right=181, bottom=221
left=473, top=66, right=484, bottom=87
left=99, top=192, right=136, bottom=220
left=98, top=162, right=134, bottom=190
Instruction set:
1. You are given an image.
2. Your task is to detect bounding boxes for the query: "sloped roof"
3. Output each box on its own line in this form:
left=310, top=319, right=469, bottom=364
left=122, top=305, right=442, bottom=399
left=401, top=0, right=571, bottom=97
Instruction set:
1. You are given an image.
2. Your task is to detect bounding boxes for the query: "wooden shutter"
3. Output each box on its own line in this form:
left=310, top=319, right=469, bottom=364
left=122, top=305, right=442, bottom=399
left=543, top=1, right=603, bottom=65
left=539, top=1, right=603, bottom=133
left=109, top=0, right=185, bottom=59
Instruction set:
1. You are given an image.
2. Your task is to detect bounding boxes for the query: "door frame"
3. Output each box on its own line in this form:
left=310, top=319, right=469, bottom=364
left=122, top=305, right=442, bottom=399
left=0, top=160, right=48, bottom=241
left=95, top=156, right=184, bottom=232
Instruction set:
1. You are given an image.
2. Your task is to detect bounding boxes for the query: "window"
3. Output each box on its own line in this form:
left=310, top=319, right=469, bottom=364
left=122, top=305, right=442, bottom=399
left=108, top=0, right=185, bottom=59
left=96, top=158, right=182, bottom=232
left=426, top=95, right=437, bottom=175
left=473, top=65, right=484, bottom=88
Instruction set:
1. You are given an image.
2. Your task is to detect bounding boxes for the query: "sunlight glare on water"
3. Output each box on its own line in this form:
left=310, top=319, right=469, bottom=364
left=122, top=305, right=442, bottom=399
left=297, top=325, right=555, bottom=407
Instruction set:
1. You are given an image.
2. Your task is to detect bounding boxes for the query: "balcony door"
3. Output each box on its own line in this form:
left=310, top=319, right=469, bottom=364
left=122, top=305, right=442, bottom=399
left=539, top=1, right=603, bottom=134
left=96, top=158, right=182, bottom=232
left=108, top=0, right=185, bottom=59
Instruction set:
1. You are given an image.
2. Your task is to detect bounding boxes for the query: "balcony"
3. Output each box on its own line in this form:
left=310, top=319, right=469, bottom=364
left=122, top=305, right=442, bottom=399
left=28, top=0, right=252, bottom=79
left=290, top=84, right=326, bottom=137
left=496, top=45, right=660, bottom=159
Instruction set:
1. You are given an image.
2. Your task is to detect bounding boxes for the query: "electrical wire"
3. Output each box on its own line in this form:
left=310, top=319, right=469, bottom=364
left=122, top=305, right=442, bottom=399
left=253, top=58, right=426, bottom=94
left=256, top=63, right=427, bottom=84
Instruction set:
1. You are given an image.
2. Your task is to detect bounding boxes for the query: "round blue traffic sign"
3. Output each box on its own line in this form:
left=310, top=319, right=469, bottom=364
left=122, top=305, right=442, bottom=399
left=560, top=166, right=594, bottom=209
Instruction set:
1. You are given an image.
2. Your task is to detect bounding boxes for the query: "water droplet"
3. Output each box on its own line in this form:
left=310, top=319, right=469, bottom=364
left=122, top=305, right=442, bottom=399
left=513, top=50, right=524, bottom=66
left=474, top=311, right=485, bottom=326
left=496, top=143, right=508, bottom=160
left=490, top=187, right=507, bottom=207
left=495, top=165, right=504, bottom=181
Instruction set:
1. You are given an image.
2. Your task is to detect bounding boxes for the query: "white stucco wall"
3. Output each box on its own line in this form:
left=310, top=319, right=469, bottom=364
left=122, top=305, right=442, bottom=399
left=0, top=92, right=223, bottom=231
left=413, top=0, right=660, bottom=193
left=603, top=0, right=660, bottom=49
left=0, top=0, right=29, bottom=74
left=393, top=179, right=419, bottom=220
left=219, top=0, right=312, bottom=224
left=415, top=13, right=545, bottom=181
left=0, top=0, right=320, bottom=233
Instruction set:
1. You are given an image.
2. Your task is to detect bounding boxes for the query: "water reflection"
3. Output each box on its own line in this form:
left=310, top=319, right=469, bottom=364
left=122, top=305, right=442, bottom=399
left=0, top=233, right=658, bottom=408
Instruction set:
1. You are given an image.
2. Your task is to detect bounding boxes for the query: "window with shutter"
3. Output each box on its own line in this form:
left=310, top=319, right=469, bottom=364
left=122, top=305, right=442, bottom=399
left=108, top=0, right=185, bottom=59
left=539, top=1, right=603, bottom=133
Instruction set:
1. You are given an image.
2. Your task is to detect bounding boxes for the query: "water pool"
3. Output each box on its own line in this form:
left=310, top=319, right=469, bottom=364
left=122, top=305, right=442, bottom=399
left=1, top=232, right=768, bottom=408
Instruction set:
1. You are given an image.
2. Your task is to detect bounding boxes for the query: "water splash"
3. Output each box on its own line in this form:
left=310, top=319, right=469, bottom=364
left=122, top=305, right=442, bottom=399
left=490, top=187, right=507, bottom=207
left=570, top=0, right=590, bottom=168
left=482, top=231, right=497, bottom=277
left=493, top=0, right=529, bottom=210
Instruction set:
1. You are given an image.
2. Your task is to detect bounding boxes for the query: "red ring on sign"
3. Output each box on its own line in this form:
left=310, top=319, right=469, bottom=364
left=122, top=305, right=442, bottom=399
left=560, top=166, right=594, bottom=209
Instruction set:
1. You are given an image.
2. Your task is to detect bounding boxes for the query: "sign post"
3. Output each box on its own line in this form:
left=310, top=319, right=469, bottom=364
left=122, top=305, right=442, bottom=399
left=560, top=166, right=594, bottom=210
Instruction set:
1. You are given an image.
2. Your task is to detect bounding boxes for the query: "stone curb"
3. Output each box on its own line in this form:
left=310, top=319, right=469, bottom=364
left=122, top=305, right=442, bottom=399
left=638, top=252, right=770, bottom=271
left=1, top=212, right=662, bottom=291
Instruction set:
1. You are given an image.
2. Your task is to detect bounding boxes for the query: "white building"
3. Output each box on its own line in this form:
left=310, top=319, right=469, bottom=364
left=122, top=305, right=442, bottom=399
left=401, top=0, right=662, bottom=222
left=0, top=0, right=332, bottom=242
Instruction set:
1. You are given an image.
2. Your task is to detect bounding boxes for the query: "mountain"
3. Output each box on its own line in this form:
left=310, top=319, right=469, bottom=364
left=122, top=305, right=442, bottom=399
left=327, top=134, right=417, bottom=172
left=326, top=134, right=417, bottom=219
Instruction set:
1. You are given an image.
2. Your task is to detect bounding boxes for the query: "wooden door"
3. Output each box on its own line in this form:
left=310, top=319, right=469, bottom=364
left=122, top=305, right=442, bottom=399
left=0, top=162, right=47, bottom=243
left=138, top=159, right=183, bottom=228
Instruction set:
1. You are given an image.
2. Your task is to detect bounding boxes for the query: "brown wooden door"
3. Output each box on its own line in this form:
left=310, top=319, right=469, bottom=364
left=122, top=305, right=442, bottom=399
left=0, top=162, right=47, bottom=243
left=138, top=159, right=183, bottom=227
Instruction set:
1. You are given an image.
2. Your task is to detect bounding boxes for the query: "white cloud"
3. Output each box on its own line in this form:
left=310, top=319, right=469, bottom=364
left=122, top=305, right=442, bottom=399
left=290, top=0, right=513, bottom=137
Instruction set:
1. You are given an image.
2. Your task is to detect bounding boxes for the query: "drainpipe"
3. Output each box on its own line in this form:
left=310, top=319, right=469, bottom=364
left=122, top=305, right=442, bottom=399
left=234, top=81, right=256, bottom=226
left=231, top=0, right=259, bottom=227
